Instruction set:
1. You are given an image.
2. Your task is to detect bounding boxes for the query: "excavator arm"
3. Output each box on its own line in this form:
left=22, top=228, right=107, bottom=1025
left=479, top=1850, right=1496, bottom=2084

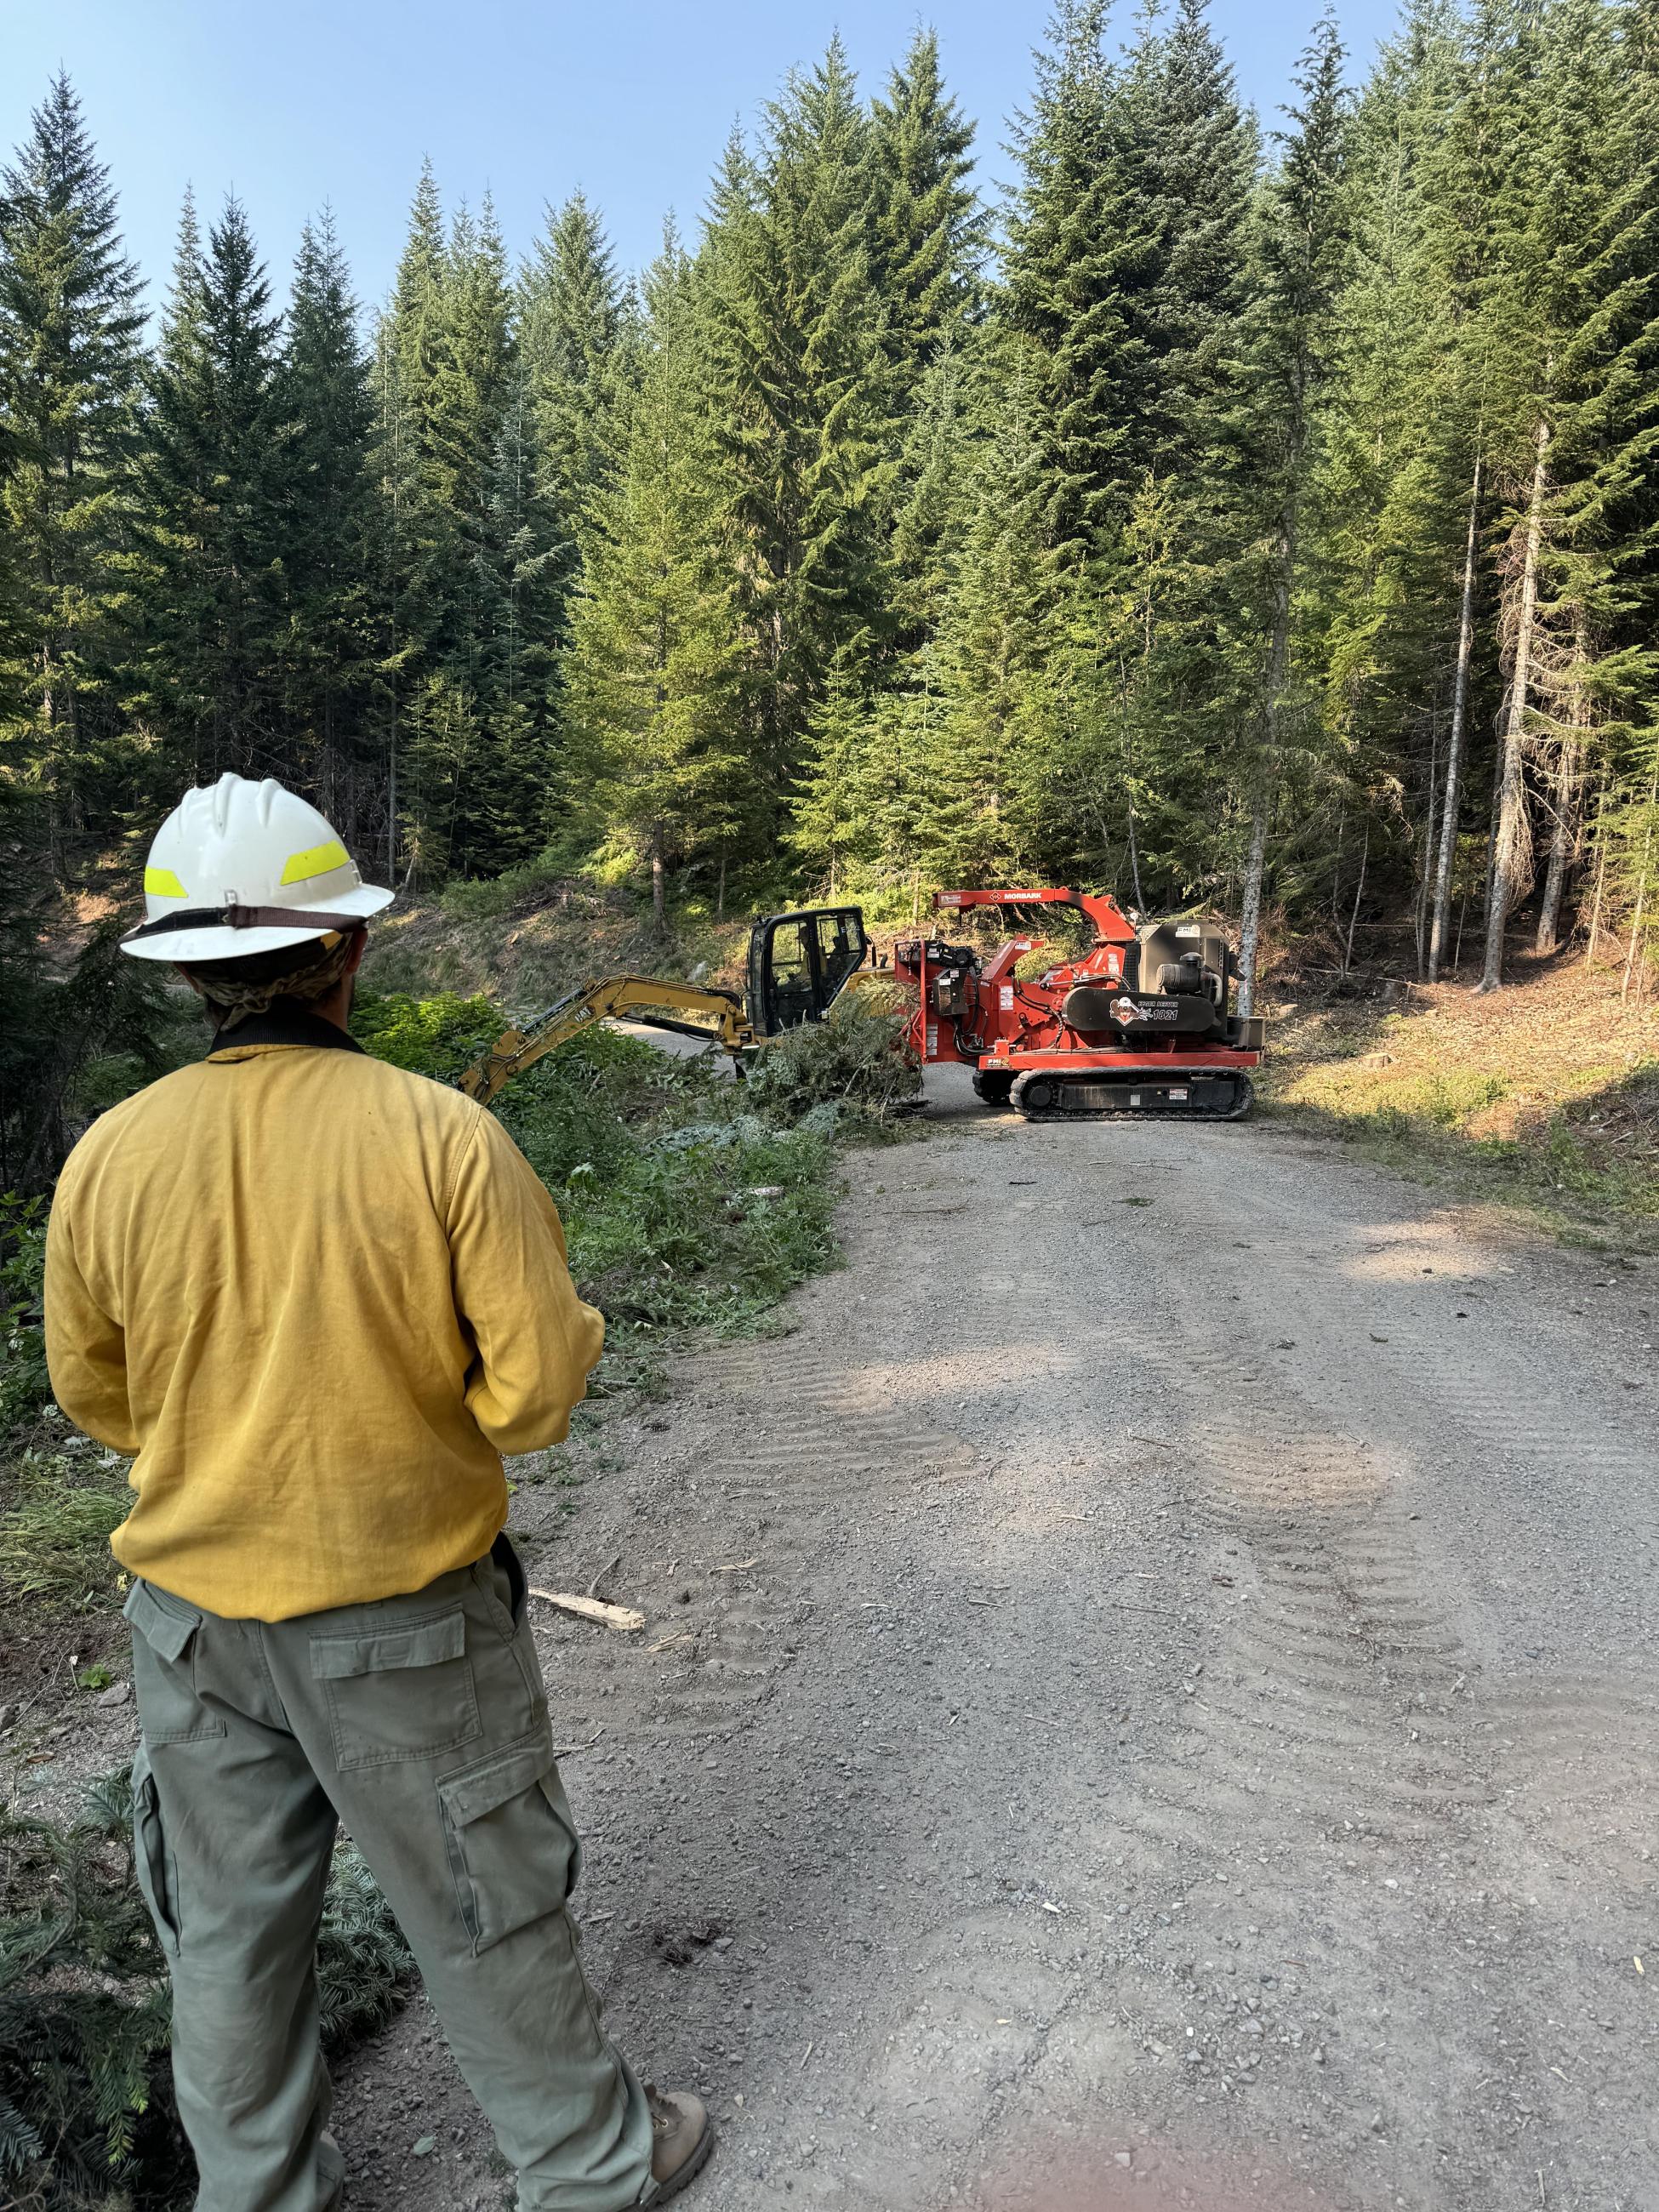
left=455, top=976, right=757, bottom=1104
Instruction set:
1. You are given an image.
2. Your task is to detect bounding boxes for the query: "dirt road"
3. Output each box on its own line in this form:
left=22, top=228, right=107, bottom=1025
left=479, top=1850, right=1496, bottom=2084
left=339, top=1067, right=1659, bottom=2211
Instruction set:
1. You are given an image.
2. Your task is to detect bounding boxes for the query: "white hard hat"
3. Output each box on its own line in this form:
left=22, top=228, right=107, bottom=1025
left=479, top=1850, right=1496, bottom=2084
left=122, top=772, right=394, bottom=962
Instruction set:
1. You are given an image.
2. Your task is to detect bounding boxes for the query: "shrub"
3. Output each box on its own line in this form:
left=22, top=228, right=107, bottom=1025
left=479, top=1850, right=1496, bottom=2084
left=0, top=1775, right=412, bottom=2211
left=559, top=1120, right=837, bottom=1341
left=500, top=1040, right=840, bottom=1348
left=0, top=1772, right=178, bottom=2207
left=437, top=858, right=571, bottom=921
left=348, top=989, right=502, bottom=1077
left=348, top=1003, right=845, bottom=1371
left=0, top=1193, right=49, bottom=1445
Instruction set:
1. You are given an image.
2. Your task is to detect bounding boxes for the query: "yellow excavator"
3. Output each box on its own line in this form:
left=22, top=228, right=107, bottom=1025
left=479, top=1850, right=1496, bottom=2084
left=455, top=906, right=871, bottom=1104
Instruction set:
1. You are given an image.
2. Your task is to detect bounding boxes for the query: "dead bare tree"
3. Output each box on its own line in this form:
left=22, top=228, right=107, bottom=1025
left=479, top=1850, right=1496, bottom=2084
left=1479, top=416, right=1549, bottom=990
left=1428, top=453, right=1482, bottom=979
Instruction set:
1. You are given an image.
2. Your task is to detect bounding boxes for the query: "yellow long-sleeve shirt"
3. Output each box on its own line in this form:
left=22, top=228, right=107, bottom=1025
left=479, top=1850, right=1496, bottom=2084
left=44, top=1013, right=604, bottom=1620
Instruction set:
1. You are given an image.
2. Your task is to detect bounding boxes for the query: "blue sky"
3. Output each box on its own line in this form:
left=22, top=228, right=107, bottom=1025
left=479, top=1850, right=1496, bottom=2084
left=5, top=2, right=1399, bottom=316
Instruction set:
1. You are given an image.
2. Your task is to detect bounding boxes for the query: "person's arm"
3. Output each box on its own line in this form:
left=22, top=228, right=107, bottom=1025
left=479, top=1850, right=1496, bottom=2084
left=447, top=1107, right=605, bottom=1455
left=44, top=1183, right=140, bottom=1455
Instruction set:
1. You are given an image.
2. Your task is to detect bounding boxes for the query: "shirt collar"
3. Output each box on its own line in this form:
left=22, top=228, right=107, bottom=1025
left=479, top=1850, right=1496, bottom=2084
left=205, top=1004, right=368, bottom=1059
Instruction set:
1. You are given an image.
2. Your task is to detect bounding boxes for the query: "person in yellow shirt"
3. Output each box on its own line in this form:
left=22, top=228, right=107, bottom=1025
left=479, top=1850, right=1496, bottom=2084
left=44, top=773, right=714, bottom=2212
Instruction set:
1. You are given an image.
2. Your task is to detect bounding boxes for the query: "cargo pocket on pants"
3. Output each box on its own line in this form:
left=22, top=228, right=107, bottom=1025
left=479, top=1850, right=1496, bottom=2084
left=437, top=1733, right=581, bottom=1957
left=311, top=1606, right=482, bottom=1772
left=131, top=1744, right=181, bottom=1957
left=124, top=1580, right=226, bottom=1743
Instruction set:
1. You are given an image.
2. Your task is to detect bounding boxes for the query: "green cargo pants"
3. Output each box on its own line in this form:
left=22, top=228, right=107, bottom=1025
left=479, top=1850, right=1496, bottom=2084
left=124, top=1536, right=654, bottom=2212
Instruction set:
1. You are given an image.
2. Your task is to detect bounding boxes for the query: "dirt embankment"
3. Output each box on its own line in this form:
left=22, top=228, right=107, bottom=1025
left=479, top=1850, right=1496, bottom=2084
left=359, top=882, right=752, bottom=1010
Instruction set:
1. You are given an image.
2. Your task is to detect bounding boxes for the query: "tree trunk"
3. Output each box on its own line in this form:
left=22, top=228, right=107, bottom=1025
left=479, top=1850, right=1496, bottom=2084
left=1479, top=419, right=1549, bottom=991
left=1584, top=777, right=1610, bottom=970
left=1236, top=772, right=1272, bottom=1018
left=1238, top=521, right=1294, bottom=1019
left=1536, top=613, right=1588, bottom=955
left=651, top=834, right=667, bottom=938
left=1428, top=453, right=1482, bottom=981
left=1482, top=729, right=1503, bottom=944
left=1623, top=870, right=1650, bottom=1001
left=1533, top=736, right=1578, bottom=955
left=1123, top=762, right=1146, bottom=915
left=387, top=700, right=398, bottom=889
left=1344, top=823, right=1370, bottom=975
left=1416, top=722, right=1439, bottom=978
left=1622, top=759, right=1659, bottom=1001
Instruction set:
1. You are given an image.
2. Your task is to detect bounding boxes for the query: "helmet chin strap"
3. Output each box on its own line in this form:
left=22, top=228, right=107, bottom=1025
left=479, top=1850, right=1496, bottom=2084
left=123, top=904, right=368, bottom=945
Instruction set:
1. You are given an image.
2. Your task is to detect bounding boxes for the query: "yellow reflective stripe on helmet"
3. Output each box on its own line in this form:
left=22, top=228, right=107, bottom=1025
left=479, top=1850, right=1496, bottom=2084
left=144, top=865, right=188, bottom=899
left=278, top=838, right=350, bottom=886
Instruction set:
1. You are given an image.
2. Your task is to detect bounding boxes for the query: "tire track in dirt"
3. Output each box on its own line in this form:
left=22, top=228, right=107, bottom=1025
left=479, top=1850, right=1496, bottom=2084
left=339, top=1096, right=1659, bottom=2212
left=532, top=1337, right=987, bottom=1750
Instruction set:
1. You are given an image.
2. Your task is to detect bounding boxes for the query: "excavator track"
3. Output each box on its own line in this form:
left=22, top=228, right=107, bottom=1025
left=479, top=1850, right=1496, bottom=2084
left=1009, top=1070, right=1255, bottom=1122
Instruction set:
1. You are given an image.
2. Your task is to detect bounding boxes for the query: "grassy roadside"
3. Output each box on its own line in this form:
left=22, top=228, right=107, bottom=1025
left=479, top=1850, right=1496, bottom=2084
left=350, top=990, right=858, bottom=1390
left=1260, top=961, right=1659, bottom=1252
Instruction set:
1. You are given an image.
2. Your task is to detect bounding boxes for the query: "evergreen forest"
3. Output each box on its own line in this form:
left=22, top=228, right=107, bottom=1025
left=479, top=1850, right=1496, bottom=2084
left=4, top=0, right=1659, bottom=1185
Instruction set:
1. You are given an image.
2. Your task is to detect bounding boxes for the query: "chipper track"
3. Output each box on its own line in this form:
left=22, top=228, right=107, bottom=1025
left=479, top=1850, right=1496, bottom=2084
left=1006, top=1069, right=1256, bottom=1122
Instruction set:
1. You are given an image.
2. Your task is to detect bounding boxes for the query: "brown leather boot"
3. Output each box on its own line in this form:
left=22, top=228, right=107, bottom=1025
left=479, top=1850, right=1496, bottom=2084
left=646, top=2084, right=715, bottom=2202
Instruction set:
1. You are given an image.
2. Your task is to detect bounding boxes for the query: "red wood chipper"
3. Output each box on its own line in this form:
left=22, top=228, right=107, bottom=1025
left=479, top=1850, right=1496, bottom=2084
left=886, top=887, right=1265, bottom=1121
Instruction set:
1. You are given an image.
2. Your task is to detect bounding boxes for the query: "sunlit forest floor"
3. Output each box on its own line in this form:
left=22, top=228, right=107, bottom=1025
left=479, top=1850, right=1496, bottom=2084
left=1264, top=954, right=1659, bottom=1250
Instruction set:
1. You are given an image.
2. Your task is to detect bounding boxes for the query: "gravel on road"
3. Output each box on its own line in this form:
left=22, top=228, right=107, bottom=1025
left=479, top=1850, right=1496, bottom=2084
left=336, top=1066, right=1659, bottom=2212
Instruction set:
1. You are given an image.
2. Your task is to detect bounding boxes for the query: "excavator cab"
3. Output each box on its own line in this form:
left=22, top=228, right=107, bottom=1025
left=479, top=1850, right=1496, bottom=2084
left=747, top=906, right=869, bottom=1035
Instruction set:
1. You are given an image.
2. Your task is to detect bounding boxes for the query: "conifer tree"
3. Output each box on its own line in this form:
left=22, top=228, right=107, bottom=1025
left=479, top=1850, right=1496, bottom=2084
left=1234, top=12, right=1351, bottom=1015
left=867, top=29, right=986, bottom=380
left=703, top=41, right=894, bottom=834
left=382, top=160, right=449, bottom=576
left=1141, top=0, right=1257, bottom=479
left=278, top=209, right=381, bottom=837
left=478, top=362, right=562, bottom=864
left=887, top=332, right=976, bottom=644
left=1471, top=0, right=1657, bottom=982
left=0, top=71, right=144, bottom=864
left=921, top=343, right=1065, bottom=883
left=380, top=174, right=527, bottom=876
left=131, top=194, right=288, bottom=783
left=519, top=191, right=627, bottom=630
left=1004, top=2, right=1166, bottom=560
left=563, top=232, right=746, bottom=926
left=426, top=197, right=515, bottom=643
left=388, top=159, right=447, bottom=436
left=1302, top=1, right=1472, bottom=972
